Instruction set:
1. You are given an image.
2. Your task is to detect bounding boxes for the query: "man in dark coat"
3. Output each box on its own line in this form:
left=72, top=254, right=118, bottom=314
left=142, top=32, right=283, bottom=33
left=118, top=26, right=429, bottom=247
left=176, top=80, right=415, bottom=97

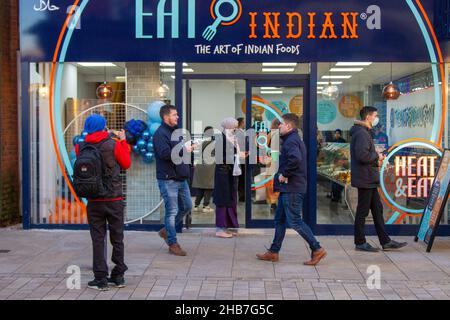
left=256, top=113, right=327, bottom=266
left=154, top=105, right=195, bottom=256
left=350, top=106, right=407, bottom=252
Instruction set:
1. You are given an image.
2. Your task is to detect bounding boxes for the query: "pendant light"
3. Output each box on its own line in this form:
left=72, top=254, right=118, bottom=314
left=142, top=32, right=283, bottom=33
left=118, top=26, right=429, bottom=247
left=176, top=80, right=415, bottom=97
left=322, top=62, right=339, bottom=100
left=157, top=65, right=170, bottom=100
left=96, top=66, right=113, bottom=100
left=382, top=63, right=400, bottom=100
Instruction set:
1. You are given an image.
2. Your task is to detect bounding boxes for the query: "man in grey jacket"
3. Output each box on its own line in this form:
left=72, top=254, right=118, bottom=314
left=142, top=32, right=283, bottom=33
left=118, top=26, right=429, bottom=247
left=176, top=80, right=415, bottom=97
left=350, top=106, right=407, bottom=252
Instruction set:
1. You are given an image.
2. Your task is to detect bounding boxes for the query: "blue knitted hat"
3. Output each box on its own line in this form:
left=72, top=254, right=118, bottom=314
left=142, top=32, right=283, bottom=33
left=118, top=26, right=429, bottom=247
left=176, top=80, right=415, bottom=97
left=84, top=114, right=106, bottom=134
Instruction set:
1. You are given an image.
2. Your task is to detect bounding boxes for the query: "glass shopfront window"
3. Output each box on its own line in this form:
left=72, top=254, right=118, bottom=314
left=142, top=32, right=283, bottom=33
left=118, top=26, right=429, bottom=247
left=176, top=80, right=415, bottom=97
left=28, top=62, right=164, bottom=225
left=316, top=62, right=448, bottom=227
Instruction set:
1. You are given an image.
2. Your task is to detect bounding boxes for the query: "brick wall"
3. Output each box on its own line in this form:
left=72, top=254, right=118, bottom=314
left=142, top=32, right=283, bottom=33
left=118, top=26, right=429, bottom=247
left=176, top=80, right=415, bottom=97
left=0, top=0, right=20, bottom=226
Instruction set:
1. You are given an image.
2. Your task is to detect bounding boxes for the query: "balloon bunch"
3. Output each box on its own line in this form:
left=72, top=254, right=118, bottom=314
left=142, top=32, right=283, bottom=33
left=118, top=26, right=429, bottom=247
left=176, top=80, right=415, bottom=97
left=123, top=100, right=165, bottom=164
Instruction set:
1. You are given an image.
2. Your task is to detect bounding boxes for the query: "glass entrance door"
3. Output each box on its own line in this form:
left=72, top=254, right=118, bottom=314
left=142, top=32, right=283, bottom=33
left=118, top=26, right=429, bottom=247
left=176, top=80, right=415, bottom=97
left=245, top=80, right=307, bottom=228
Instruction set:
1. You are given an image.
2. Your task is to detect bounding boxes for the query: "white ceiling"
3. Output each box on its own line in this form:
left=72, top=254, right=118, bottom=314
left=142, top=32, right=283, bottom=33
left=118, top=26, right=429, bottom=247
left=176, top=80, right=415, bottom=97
left=75, top=62, right=432, bottom=94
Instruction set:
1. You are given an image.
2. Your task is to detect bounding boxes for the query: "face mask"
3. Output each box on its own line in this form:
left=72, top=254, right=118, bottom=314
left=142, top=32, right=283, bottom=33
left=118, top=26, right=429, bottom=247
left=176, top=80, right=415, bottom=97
left=371, top=117, right=380, bottom=127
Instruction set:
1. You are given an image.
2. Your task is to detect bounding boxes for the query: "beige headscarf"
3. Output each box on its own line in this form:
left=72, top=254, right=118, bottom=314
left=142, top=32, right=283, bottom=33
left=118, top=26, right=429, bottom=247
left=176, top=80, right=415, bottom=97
left=220, top=117, right=241, bottom=176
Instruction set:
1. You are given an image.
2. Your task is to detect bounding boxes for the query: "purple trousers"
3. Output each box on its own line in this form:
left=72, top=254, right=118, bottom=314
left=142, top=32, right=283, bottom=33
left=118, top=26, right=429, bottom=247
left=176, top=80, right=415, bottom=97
left=215, top=191, right=239, bottom=229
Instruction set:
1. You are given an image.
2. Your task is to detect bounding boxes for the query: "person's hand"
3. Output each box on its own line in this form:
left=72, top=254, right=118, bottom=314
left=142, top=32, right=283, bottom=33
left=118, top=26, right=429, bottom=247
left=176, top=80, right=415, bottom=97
left=118, top=129, right=126, bottom=141
left=278, top=174, right=287, bottom=183
left=185, top=143, right=197, bottom=153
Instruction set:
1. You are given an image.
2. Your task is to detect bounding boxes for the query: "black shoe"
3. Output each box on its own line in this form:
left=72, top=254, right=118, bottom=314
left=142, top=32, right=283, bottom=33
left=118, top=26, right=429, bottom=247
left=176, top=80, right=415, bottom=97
left=88, top=278, right=109, bottom=291
left=355, top=243, right=380, bottom=252
left=382, top=240, right=408, bottom=251
left=107, top=275, right=126, bottom=288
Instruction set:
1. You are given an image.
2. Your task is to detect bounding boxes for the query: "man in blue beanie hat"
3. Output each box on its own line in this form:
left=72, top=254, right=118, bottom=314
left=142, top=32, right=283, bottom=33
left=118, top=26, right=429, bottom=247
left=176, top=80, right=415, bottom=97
left=74, top=113, right=131, bottom=291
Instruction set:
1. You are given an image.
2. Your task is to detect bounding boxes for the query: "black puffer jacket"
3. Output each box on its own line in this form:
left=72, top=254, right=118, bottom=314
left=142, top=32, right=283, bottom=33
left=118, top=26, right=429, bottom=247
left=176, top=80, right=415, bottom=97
left=349, top=121, right=380, bottom=189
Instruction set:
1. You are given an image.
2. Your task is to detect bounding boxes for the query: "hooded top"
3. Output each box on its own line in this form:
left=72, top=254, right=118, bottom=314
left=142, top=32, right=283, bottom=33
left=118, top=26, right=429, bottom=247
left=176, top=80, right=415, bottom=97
left=349, top=120, right=380, bottom=189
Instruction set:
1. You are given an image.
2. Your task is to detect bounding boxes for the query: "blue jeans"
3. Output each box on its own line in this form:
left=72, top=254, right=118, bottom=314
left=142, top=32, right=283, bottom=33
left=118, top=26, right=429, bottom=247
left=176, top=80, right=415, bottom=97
left=158, top=179, right=193, bottom=246
left=270, top=193, right=321, bottom=253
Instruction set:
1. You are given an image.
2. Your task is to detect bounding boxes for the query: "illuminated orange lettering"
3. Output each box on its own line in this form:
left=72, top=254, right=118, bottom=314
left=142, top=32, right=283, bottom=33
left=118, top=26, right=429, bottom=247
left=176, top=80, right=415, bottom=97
left=407, top=177, right=417, bottom=197
left=407, top=156, right=417, bottom=177
left=249, top=12, right=258, bottom=39
left=286, top=12, right=302, bottom=39
left=395, top=156, right=407, bottom=177
left=341, top=12, right=359, bottom=39
left=320, top=12, right=338, bottom=39
left=308, top=12, right=316, bottom=39
left=263, top=12, right=281, bottom=39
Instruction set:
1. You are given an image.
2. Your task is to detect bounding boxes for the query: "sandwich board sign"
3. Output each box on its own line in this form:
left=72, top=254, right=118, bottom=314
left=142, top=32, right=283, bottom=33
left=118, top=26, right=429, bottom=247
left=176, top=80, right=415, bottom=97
left=415, top=149, right=450, bottom=252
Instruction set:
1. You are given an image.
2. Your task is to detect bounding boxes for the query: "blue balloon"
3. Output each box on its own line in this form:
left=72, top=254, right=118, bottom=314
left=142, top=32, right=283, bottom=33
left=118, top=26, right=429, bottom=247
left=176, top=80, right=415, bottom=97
left=81, top=131, right=89, bottom=138
left=149, top=122, right=161, bottom=135
left=136, top=139, right=146, bottom=149
left=143, top=151, right=154, bottom=163
left=140, top=148, right=148, bottom=155
left=142, top=130, right=151, bottom=141
left=132, top=145, right=140, bottom=154
left=72, top=135, right=81, bottom=146
left=146, top=142, right=154, bottom=151
left=147, top=101, right=165, bottom=123
left=78, top=137, right=85, bottom=144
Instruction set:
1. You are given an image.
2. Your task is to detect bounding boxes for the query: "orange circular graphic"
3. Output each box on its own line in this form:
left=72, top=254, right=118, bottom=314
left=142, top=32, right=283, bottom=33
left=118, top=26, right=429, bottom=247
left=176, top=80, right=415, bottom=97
left=210, top=0, right=243, bottom=26
left=338, top=95, right=362, bottom=118
left=241, top=95, right=265, bottom=116
left=289, top=95, right=303, bottom=116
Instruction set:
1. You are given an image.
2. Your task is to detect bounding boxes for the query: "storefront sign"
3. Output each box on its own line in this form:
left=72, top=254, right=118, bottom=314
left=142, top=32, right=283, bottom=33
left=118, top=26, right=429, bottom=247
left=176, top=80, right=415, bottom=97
left=394, top=155, right=437, bottom=198
left=20, top=0, right=435, bottom=62
left=416, top=150, right=450, bottom=252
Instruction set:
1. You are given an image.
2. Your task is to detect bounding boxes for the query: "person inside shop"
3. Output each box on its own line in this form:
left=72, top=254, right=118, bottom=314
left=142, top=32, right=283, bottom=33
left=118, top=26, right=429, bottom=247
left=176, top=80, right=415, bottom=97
left=264, top=118, right=281, bottom=214
left=192, top=126, right=215, bottom=213
left=214, top=117, right=243, bottom=238
left=236, top=117, right=246, bottom=202
left=333, top=129, right=346, bottom=143
left=330, top=129, right=346, bottom=202
left=257, top=113, right=327, bottom=266
left=154, top=105, right=196, bottom=256
left=350, top=106, right=408, bottom=252
left=74, top=114, right=131, bottom=291
left=373, top=125, right=389, bottom=151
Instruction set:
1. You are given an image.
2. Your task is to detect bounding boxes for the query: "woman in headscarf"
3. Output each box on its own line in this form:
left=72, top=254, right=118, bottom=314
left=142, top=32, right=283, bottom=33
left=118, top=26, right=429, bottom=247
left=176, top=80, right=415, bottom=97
left=213, top=117, right=241, bottom=238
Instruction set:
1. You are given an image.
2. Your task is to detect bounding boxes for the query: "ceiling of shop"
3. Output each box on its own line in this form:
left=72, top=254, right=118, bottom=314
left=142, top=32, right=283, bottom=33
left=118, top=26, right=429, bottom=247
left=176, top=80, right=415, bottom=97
left=75, top=62, right=431, bottom=95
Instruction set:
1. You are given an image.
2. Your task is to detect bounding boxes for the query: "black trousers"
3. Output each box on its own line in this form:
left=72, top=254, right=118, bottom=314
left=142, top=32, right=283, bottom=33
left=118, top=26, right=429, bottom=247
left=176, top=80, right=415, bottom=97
left=238, top=165, right=246, bottom=202
left=87, top=200, right=128, bottom=280
left=195, top=189, right=213, bottom=207
left=354, top=188, right=391, bottom=246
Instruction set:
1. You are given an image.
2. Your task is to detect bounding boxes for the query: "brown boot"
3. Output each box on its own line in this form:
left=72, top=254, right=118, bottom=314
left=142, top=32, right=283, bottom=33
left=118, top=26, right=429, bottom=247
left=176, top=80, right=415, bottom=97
left=158, top=228, right=168, bottom=245
left=169, top=243, right=187, bottom=256
left=256, top=251, right=279, bottom=262
left=303, top=248, right=327, bottom=266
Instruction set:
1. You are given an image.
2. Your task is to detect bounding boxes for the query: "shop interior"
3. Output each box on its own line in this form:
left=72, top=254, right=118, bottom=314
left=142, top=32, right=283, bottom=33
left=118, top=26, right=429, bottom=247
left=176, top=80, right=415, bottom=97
left=28, top=61, right=448, bottom=228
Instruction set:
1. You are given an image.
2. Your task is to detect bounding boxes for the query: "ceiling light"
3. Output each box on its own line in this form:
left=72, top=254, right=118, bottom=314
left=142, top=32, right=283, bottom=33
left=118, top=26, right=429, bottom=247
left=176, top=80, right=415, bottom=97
left=161, top=68, right=194, bottom=73
left=322, top=75, right=352, bottom=79
left=260, top=87, right=280, bottom=90
left=322, top=83, right=339, bottom=100
left=78, top=63, right=116, bottom=67
left=330, top=68, right=364, bottom=72
left=261, top=91, right=283, bottom=94
left=171, top=75, right=176, bottom=79
left=262, top=68, right=295, bottom=72
left=115, top=76, right=126, bottom=81
left=335, top=62, right=372, bottom=66
left=262, top=63, right=297, bottom=67
left=160, top=62, right=189, bottom=67
left=317, top=87, right=324, bottom=90
left=317, top=81, right=342, bottom=85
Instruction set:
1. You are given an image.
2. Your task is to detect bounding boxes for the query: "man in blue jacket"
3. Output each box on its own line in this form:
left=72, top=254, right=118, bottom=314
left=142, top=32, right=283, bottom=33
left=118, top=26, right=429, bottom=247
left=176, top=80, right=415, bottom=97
left=154, top=105, right=195, bottom=256
left=350, top=106, right=407, bottom=252
left=257, top=113, right=327, bottom=266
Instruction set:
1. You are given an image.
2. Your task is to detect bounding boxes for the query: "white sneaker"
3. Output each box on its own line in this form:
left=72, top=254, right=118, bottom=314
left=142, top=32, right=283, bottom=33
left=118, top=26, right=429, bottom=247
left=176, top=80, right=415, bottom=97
left=193, top=206, right=200, bottom=212
left=202, top=206, right=213, bottom=213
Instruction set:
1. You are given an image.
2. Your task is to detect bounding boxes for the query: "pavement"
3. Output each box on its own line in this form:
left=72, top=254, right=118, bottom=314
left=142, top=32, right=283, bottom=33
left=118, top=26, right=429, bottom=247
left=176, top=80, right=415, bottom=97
left=1, top=227, right=450, bottom=300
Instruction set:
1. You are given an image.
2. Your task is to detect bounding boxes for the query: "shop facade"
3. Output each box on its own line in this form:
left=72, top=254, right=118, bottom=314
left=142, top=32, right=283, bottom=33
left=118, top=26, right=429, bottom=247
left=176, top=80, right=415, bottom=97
left=19, top=0, right=450, bottom=235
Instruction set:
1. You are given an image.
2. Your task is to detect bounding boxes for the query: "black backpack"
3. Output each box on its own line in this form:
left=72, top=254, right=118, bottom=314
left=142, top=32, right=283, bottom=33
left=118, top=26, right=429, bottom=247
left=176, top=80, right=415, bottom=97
left=73, top=140, right=109, bottom=198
